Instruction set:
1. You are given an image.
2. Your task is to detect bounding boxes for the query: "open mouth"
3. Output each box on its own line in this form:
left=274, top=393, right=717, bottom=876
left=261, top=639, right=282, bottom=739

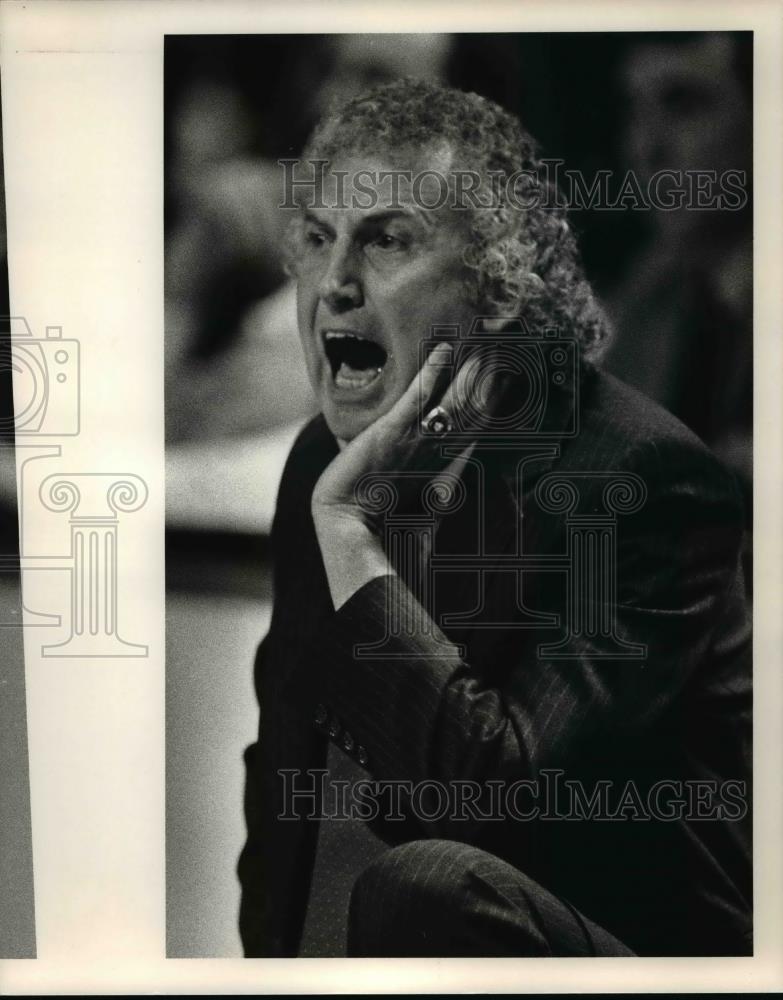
left=323, top=331, right=388, bottom=390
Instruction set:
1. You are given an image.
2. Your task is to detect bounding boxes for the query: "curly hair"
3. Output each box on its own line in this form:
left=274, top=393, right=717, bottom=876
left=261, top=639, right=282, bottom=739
left=287, top=78, right=611, bottom=361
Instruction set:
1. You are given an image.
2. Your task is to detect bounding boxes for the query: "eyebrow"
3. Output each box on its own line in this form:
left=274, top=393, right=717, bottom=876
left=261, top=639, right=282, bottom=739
left=303, top=210, right=335, bottom=234
left=303, top=206, right=431, bottom=232
left=361, top=209, right=419, bottom=224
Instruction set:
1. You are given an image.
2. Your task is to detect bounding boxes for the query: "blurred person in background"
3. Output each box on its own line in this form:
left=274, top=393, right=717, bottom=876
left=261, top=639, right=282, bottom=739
left=603, top=33, right=752, bottom=507
left=164, top=73, right=310, bottom=443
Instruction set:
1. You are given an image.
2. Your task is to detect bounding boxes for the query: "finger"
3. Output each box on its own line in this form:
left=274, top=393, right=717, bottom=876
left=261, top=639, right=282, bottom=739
left=383, top=341, right=454, bottom=433
left=440, top=344, right=503, bottom=429
left=416, top=340, right=455, bottom=411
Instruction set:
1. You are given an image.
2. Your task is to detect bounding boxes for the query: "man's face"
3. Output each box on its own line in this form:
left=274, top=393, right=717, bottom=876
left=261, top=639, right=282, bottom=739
left=294, top=148, right=476, bottom=442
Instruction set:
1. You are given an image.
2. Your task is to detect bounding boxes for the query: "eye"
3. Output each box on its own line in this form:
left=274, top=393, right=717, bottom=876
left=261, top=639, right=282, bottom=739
left=368, top=231, right=408, bottom=253
left=304, top=225, right=330, bottom=250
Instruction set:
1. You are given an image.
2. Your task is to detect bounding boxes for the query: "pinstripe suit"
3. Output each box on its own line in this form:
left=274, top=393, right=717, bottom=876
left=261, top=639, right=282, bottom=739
left=238, top=365, right=752, bottom=957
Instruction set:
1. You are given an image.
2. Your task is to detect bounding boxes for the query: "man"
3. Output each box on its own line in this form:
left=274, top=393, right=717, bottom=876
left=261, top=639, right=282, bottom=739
left=237, top=79, right=752, bottom=958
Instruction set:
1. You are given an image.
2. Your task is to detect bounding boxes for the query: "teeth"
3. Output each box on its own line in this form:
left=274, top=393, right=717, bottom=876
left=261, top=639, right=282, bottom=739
left=325, top=331, right=366, bottom=341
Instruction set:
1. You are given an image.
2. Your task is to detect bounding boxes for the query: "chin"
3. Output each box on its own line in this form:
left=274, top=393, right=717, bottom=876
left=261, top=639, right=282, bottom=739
left=321, top=403, right=377, bottom=443
left=320, top=378, right=404, bottom=442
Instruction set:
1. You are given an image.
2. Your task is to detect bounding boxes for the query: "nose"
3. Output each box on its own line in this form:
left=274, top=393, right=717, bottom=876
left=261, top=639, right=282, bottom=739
left=318, top=238, right=363, bottom=312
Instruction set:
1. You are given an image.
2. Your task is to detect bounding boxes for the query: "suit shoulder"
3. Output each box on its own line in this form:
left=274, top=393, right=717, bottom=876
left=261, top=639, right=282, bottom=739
left=582, top=368, right=703, bottom=449
left=579, top=371, right=743, bottom=521
left=563, top=368, right=746, bottom=533
left=579, top=370, right=737, bottom=480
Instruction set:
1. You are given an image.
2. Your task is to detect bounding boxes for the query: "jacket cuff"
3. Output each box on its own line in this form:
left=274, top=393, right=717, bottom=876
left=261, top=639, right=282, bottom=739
left=297, top=573, right=465, bottom=780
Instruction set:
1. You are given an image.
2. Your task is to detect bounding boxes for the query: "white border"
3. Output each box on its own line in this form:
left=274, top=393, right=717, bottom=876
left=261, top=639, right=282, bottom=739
left=1, top=0, right=781, bottom=992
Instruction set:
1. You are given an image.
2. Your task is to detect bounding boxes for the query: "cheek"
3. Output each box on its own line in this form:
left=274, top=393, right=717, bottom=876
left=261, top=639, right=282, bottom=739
left=295, top=279, right=318, bottom=336
left=399, top=271, right=471, bottom=334
left=295, top=285, right=322, bottom=380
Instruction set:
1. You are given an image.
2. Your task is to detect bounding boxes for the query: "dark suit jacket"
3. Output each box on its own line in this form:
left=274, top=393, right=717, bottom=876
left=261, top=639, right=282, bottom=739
left=237, top=365, right=752, bottom=957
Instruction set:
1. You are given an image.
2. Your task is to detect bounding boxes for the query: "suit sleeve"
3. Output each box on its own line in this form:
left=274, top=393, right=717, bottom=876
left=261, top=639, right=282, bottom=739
left=236, top=637, right=273, bottom=956
left=296, top=435, right=747, bottom=836
left=237, top=417, right=336, bottom=957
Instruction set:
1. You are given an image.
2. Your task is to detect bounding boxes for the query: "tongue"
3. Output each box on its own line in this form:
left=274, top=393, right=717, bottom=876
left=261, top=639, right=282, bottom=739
left=334, top=360, right=382, bottom=389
